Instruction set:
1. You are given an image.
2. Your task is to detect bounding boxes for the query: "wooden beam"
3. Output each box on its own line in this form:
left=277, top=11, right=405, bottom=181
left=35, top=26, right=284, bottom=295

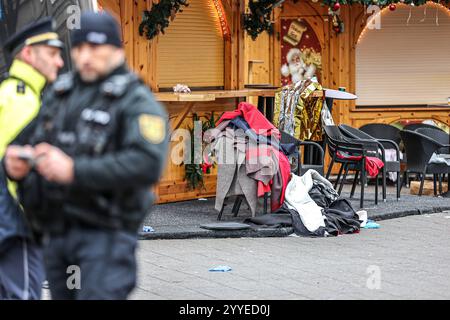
left=171, top=102, right=196, bottom=131
left=271, top=7, right=282, bottom=86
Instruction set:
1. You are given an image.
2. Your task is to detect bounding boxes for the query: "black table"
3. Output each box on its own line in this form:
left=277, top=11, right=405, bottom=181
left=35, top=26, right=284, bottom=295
left=244, top=84, right=278, bottom=123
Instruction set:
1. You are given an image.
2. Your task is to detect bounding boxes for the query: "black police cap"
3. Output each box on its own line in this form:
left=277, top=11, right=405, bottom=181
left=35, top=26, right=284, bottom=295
left=3, top=17, right=64, bottom=56
left=71, top=11, right=123, bottom=48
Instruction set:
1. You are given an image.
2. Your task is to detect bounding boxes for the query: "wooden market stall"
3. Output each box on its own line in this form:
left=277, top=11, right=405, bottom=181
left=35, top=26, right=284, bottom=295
left=97, top=0, right=450, bottom=203
left=273, top=0, right=450, bottom=127
left=97, top=0, right=276, bottom=203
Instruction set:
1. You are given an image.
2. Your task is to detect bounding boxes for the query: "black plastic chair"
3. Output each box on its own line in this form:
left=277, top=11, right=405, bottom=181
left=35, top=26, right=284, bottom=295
left=324, top=125, right=380, bottom=208
left=416, top=127, right=450, bottom=194
left=359, top=123, right=402, bottom=148
left=359, top=123, right=411, bottom=186
left=339, top=124, right=402, bottom=201
left=280, top=131, right=325, bottom=176
left=399, top=130, right=450, bottom=196
left=402, top=125, right=446, bottom=187
left=416, top=127, right=450, bottom=154
left=404, top=123, right=445, bottom=133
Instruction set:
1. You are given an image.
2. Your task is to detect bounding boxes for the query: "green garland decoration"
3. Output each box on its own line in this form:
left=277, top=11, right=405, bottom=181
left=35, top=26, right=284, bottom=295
left=244, top=0, right=281, bottom=40
left=184, top=113, right=217, bottom=190
left=244, top=0, right=450, bottom=39
left=139, top=0, right=189, bottom=40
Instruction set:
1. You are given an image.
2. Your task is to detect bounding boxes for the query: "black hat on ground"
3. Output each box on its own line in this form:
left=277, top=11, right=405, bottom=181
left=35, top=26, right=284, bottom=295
left=3, top=17, right=64, bottom=56
left=71, top=11, right=123, bottom=48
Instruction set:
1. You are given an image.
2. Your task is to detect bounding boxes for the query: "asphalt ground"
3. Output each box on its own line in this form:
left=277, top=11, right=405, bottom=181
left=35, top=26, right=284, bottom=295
left=141, top=184, right=450, bottom=240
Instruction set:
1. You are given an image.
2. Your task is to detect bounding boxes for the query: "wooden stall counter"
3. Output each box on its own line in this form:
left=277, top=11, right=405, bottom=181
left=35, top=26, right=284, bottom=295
left=154, top=89, right=279, bottom=131
left=154, top=88, right=279, bottom=102
left=154, top=88, right=326, bottom=128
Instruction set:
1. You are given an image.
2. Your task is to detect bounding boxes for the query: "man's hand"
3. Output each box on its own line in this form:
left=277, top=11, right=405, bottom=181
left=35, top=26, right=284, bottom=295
left=4, top=145, right=35, bottom=180
left=35, top=143, right=75, bottom=185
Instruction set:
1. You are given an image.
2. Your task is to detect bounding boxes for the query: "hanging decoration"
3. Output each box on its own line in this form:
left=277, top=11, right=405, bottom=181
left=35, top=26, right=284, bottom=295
left=328, top=4, right=345, bottom=34
left=332, top=1, right=342, bottom=10
left=407, top=5, right=413, bottom=24
left=139, top=0, right=189, bottom=40
left=357, top=0, right=450, bottom=44
left=244, top=0, right=450, bottom=39
left=243, top=0, right=285, bottom=40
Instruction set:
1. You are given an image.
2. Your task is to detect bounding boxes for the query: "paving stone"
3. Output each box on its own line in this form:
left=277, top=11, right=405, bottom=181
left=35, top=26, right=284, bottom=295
left=133, top=214, right=450, bottom=300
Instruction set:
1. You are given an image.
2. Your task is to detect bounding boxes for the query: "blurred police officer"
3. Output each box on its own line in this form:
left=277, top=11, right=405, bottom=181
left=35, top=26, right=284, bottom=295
left=4, top=12, right=169, bottom=300
left=0, top=18, right=64, bottom=300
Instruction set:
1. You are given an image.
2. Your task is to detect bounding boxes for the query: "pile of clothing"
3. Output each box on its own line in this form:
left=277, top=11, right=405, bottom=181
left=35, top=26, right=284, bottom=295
left=246, top=169, right=364, bottom=237
left=206, top=102, right=292, bottom=216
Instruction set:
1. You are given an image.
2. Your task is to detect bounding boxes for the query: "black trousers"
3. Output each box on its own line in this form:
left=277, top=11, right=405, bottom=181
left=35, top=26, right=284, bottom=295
left=43, top=226, right=138, bottom=300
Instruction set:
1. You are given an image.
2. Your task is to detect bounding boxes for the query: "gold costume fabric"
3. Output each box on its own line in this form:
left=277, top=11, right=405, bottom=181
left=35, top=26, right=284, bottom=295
left=274, top=80, right=324, bottom=141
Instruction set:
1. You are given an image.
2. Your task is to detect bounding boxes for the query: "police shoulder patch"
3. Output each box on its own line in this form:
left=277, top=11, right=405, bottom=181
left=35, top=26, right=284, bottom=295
left=139, top=114, right=166, bottom=144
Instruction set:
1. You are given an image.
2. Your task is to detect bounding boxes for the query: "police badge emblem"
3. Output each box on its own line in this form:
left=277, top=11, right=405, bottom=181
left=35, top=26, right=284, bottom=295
left=139, top=114, right=166, bottom=144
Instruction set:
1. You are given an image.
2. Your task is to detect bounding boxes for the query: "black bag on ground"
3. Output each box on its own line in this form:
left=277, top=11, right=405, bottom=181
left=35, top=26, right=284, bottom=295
left=323, top=199, right=360, bottom=236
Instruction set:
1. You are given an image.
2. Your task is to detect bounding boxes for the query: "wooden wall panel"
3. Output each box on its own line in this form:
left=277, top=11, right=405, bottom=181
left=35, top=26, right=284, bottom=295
left=97, top=0, right=121, bottom=22
left=132, top=0, right=150, bottom=85
left=244, top=32, right=271, bottom=85
left=271, top=7, right=282, bottom=86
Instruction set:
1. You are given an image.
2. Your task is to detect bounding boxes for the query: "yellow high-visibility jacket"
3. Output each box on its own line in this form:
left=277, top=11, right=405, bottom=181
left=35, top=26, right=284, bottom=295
left=0, top=59, right=47, bottom=197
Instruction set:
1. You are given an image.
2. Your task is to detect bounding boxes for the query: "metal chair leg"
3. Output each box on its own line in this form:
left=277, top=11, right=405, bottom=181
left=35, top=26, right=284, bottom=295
left=397, top=172, right=401, bottom=200
left=217, top=204, right=226, bottom=221
left=326, top=157, right=335, bottom=179
left=418, top=173, right=425, bottom=196
left=360, top=160, right=366, bottom=209
left=263, top=193, right=269, bottom=215
left=334, top=164, right=344, bottom=190
left=405, top=171, right=410, bottom=188
left=338, top=163, right=349, bottom=195
left=431, top=174, right=435, bottom=196
left=350, top=170, right=359, bottom=199
left=232, top=196, right=244, bottom=217
left=382, top=167, right=387, bottom=202
left=375, top=172, right=379, bottom=205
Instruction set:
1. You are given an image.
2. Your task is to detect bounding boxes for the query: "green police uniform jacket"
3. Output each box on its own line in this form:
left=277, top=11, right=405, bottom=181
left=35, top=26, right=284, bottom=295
left=0, top=59, right=47, bottom=243
left=11, top=65, right=169, bottom=235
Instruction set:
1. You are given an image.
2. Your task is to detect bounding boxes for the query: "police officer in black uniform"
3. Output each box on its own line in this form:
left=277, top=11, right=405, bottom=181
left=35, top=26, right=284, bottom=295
left=4, top=12, right=169, bottom=300
left=0, top=17, right=64, bottom=300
